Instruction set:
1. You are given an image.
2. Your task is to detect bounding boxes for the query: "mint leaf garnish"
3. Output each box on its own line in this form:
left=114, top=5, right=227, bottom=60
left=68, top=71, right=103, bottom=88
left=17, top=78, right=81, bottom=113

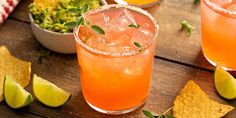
left=128, top=24, right=140, bottom=28
left=134, top=41, right=142, bottom=48
left=91, top=25, right=105, bottom=35
left=64, top=22, right=77, bottom=28
left=143, top=108, right=174, bottom=118
left=142, top=110, right=155, bottom=118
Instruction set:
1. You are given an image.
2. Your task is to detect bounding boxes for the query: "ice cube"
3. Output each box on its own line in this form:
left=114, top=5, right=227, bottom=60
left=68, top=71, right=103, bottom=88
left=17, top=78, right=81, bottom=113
left=104, top=33, right=131, bottom=52
left=131, top=28, right=154, bottom=47
left=107, top=33, right=131, bottom=46
left=109, top=9, right=136, bottom=32
left=85, top=36, right=98, bottom=48
left=86, top=35, right=106, bottom=50
left=86, top=13, right=110, bottom=31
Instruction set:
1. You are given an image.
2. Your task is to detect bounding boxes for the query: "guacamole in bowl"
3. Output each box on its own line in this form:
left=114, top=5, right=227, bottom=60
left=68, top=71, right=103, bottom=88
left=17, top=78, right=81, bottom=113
left=29, top=0, right=101, bottom=33
left=28, top=0, right=107, bottom=54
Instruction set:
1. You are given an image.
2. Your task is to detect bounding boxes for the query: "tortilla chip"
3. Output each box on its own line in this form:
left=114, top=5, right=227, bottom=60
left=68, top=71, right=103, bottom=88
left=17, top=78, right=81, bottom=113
left=173, top=80, right=234, bottom=118
left=0, top=46, right=31, bottom=101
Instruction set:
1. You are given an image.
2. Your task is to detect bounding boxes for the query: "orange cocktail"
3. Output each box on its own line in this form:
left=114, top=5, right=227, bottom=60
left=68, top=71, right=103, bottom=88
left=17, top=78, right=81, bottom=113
left=201, top=0, right=236, bottom=70
left=74, top=5, right=158, bottom=114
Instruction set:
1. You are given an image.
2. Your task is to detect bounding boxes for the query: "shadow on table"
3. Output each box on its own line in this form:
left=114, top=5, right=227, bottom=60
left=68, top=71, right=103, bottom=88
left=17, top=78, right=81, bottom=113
left=193, top=50, right=214, bottom=71
left=0, top=101, right=42, bottom=117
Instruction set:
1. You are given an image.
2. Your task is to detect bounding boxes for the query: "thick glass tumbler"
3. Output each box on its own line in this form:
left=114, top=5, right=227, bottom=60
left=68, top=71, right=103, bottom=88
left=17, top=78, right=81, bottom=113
left=201, top=0, right=236, bottom=70
left=74, top=5, right=158, bottom=114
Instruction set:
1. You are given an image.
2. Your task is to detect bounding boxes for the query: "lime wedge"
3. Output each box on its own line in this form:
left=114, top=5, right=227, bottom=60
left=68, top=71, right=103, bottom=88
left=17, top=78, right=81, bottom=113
left=33, top=75, right=71, bottom=107
left=4, top=76, right=33, bottom=109
left=214, top=65, right=236, bottom=99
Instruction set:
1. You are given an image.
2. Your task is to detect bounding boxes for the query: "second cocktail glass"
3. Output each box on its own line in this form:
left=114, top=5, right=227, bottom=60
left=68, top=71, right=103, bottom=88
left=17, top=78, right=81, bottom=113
left=201, top=0, right=236, bottom=70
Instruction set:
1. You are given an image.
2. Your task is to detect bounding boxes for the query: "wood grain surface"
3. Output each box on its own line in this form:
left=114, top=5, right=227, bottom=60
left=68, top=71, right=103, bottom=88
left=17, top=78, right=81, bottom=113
left=0, top=0, right=235, bottom=117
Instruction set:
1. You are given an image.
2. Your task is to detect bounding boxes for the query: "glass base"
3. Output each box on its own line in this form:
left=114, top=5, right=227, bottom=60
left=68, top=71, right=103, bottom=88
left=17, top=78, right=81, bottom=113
left=86, top=97, right=147, bottom=115
left=204, top=54, right=233, bottom=71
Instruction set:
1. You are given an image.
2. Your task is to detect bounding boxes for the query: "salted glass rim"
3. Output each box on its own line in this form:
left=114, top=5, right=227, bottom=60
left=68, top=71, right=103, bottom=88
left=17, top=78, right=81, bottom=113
left=204, top=0, right=236, bottom=17
left=73, top=4, right=159, bottom=57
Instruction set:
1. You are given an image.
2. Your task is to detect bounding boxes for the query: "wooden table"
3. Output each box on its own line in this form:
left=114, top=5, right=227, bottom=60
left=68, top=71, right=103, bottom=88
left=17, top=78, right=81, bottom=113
left=1, top=0, right=235, bottom=117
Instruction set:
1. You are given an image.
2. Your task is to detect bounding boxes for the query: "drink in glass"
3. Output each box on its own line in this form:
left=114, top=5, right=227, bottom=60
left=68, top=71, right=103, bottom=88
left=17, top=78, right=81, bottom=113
left=74, top=5, right=158, bottom=114
left=201, top=0, right=236, bottom=70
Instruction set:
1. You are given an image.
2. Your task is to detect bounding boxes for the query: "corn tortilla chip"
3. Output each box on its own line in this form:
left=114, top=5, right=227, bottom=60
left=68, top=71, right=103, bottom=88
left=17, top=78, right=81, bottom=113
left=0, top=46, right=31, bottom=101
left=173, top=80, right=234, bottom=118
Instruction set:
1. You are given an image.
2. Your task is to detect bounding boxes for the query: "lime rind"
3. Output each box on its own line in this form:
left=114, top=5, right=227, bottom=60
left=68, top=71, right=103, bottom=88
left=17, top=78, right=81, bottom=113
left=214, top=65, right=236, bottom=100
left=33, top=75, right=71, bottom=107
left=4, top=76, right=33, bottom=109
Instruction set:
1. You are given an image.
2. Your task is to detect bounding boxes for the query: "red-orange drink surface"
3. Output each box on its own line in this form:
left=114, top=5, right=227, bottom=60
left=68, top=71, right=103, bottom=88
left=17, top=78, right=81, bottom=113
left=201, top=0, right=236, bottom=69
left=74, top=5, right=158, bottom=114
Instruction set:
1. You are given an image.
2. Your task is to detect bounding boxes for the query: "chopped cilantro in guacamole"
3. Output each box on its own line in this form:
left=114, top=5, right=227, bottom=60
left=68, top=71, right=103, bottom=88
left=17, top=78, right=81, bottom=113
left=29, top=0, right=101, bottom=33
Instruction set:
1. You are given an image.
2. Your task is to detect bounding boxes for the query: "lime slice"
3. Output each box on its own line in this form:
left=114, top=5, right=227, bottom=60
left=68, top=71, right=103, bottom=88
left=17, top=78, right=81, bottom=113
left=4, top=76, right=33, bottom=109
left=214, top=65, right=236, bottom=99
left=33, top=75, right=71, bottom=107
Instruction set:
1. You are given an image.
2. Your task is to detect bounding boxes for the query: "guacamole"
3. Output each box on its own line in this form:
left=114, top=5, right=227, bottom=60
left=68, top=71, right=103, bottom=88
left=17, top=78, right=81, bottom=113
left=29, top=0, right=101, bottom=33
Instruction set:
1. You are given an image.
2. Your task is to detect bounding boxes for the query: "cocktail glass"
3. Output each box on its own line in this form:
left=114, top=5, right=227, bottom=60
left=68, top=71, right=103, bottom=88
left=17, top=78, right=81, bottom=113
left=74, top=5, right=158, bottom=114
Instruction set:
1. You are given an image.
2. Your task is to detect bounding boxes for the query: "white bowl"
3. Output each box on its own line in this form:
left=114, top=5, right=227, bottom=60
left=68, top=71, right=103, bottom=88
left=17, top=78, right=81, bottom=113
left=29, top=0, right=107, bottom=54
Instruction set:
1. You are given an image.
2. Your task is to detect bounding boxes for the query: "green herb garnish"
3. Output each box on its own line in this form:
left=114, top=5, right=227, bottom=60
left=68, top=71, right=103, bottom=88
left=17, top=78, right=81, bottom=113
left=84, top=20, right=90, bottom=28
left=65, top=4, right=88, bottom=28
left=66, top=4, right=105, bottom=36
left=194, top=0, right=200, bottom=4
left=64, top=22, right=77, bottom=28
left=143, top=107, right=174, bottom=118
left=180, top=20, right=194, bottom=35
left=76, top=16, right=84, bottom=25
left=134, top=41, right=142, bottom=48
left=81, top=4, right=89, bottom=15
left=91, top=25, right=105, bottom=35
left=143, top=110, right=155, bottom=118
left=128, top=24, right=140, bottom=28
